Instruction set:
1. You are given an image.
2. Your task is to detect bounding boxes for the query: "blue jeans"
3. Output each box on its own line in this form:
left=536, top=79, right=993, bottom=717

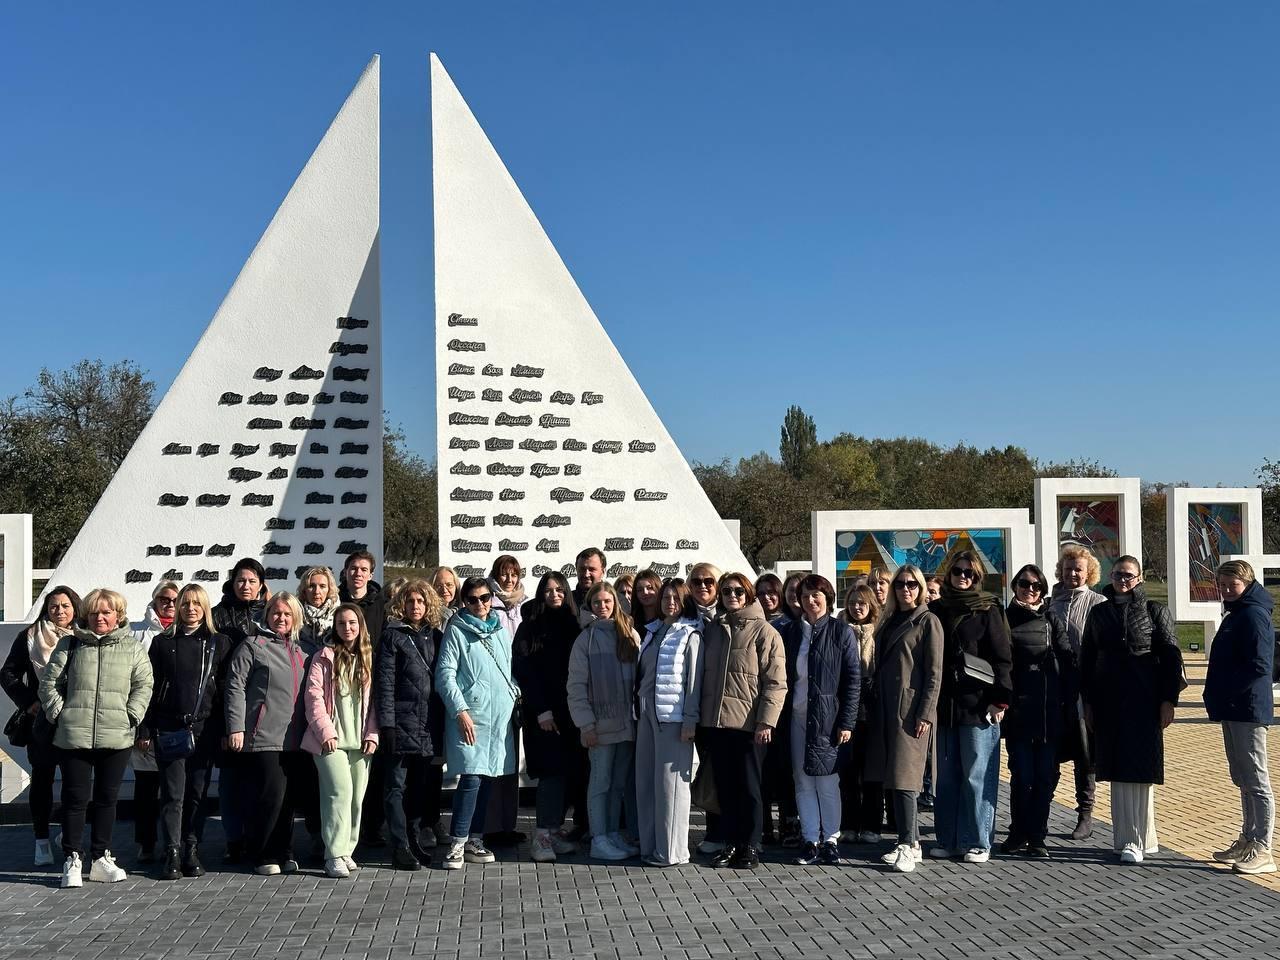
left=935, top=722, right=1001, bottom=851
left=450, top=774, right=493, bottom=840
left=1006, top=738, right=1057, bottom=844
left=588, top=742, right=637, bottom=838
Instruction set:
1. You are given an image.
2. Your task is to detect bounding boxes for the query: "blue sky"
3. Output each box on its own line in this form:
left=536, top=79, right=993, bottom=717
left=3, top=3, right=1277, bottom=487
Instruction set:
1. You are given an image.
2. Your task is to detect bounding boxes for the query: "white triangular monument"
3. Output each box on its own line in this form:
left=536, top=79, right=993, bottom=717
left=36, top=57, right=383, bottom=619
left=431, top=54, right=751, bottom=586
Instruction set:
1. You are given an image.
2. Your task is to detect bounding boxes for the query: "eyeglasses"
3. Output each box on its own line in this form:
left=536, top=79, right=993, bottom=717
left=950, top=568, right=978, bottom=581
left=1014, top=579, right=1043, bottom=593
left=155, top=596, right=178, bottom=608
left=721, top=586, right=746, bottom=598
left=464, top=593, right=492, bottom=606
left=893, top=581, right=919, bottom=591
left=690, top=577, right=716, bottom=589
left=1111, top=571, right=1139, bottom=584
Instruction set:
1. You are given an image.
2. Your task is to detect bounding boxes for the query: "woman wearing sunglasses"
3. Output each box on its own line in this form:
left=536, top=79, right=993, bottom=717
left=928, top=551, right=1013, bottom=863
left=435, top=577, right=519, bottom=870
left=865, top=565, right=943, bottom=873
left=1001, top=565, right=1074, bottom=857
left=1080, top=555, right=1184, bottom=864
left=697, top=572, right=787, bottom=869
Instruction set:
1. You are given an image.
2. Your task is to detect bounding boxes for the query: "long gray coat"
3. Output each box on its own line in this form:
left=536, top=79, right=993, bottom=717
left=863, top=604, right=944, bottom=792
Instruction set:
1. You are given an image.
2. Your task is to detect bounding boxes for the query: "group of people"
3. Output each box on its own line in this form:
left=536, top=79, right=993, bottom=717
left=2, top=542, right=1273, bottom=889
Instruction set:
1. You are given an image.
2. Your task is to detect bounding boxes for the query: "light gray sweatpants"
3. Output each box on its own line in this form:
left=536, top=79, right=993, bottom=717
left=635, top=709, right=694, bottom=865
left=1222, top=721, right=1275, bottom=848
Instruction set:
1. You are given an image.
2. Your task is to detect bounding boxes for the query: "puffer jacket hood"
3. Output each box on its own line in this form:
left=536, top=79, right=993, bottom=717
left=39, top=625, right=153, bottom=751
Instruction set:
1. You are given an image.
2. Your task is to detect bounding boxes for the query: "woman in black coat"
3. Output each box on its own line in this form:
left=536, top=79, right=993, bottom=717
left=1205, top=560, right=1276, bottom=874
left=512, top=572, right=584, bottom=862
left=375, top=578, right=444, bottom=870
left=1000, top=565, right=1074, bottom=858
left=138, top=584, right=230, bottom=879
left=785, top=575, right=859, bottom=866
left=1080, top=555, right=1184, bottom=864
left=1, top=585, right=81, bottom=867
left=928, top=550, right=1013, bottom=863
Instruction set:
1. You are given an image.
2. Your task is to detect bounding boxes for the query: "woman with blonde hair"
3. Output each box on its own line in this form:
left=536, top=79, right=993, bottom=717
left=376, top=578, right=446, bottom=869
left=1206, top=559, right=1276, bottom=874
left=865, top=564, right=942, bottom=873
left=224, top=591, right=310, bottom=876
left=568, top=581, right=642, bottom=860
left=139, top=583, right=231, bottom=880
left=839, top=582, right=883, bottom=843
left=40, top=588, right=153, bottom=888
left=697, top=572, right=787, bottom=870
left=297, top=566, right=340, bottom=650
left=431, top=566, right=462, bottom=626
left=304, top=603, right=380, bottom=878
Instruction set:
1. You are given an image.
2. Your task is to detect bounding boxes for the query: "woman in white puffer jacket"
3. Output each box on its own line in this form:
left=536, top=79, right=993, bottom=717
left=634, top=578, right=705, bottom=866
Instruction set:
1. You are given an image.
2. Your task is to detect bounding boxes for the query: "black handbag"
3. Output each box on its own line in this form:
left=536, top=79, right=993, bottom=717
left=477, top=634, right=523, bottom=728
left=4, top=708, right=33, bottom=748
left=962, top=650, right=996, bottom=686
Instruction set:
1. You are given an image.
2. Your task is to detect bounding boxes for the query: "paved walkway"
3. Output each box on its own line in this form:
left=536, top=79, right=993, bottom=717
left=3, top=663, right=1278, bottom=960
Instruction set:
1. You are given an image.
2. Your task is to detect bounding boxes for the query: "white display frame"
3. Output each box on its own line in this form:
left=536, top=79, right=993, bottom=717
left=1166, top=487, right=1264, bottom=639
left=0, top=514, right=33, bottom=624
left=812, top=509, right=1034, bottom=604
left=1034, top=477, right=1143, bottom=584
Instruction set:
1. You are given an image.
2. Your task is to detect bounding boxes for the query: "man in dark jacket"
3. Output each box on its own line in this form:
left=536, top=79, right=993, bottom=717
left=339, top=550, right=386, bottom=643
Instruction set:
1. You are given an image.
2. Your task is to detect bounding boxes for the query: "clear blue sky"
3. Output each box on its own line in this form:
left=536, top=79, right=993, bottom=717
left=4, top=3, right=1277, bottom=487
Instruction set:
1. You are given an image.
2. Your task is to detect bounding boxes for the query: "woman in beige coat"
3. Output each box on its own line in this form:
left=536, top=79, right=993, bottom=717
left=864, top=564, right=943, bottom=873
left=697, top=572, right=787, bottom=870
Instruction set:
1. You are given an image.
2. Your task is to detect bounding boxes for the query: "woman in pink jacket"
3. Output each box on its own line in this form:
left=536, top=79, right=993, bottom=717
left=302, top=603, right=379, bottom=878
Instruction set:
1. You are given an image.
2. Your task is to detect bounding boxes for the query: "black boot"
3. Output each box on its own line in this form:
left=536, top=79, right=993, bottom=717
left=160, top=845, right=182, bottom=881
left=182, top=841, right=205, bottom=878
left=1071, top=812, right=1094, bottom=841
left=392, top=845, right=424, bottom=871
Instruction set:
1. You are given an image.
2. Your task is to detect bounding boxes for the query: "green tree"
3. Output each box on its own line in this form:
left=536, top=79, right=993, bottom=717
left=694, top=453, right=811, bottom=570
left=383, top=425, right=438, bottom=568
left=0, top=360, right=155, bottom=565
left=1258, top=458, right=1280, bottom=553
left=779, top=405, right=817, bottom=478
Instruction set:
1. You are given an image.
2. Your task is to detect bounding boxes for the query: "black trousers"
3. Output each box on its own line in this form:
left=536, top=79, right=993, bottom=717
left=891, top=789, right=918, bottom=846
left=703, top=727, right=765, bottom=850
left=60, top=747, right=132, bottom=859
left=242, top=751, right=300, bottom=866
left=762, top=731, right=797, bottom=836
left=133, top=768, right=160, bottom=848
left=360, top=751, right=386, bottom=842
left=157, top=750, right=214, bottom=847
left=27, top=743, right=58, bottom=840
left=382, top=753, right=430, bottom=851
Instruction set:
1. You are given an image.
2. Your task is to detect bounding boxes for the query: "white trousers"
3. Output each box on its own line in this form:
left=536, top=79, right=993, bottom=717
left=791, top=710, right=841, bottom=844
left=1110, top=781, right=1158, bottom=853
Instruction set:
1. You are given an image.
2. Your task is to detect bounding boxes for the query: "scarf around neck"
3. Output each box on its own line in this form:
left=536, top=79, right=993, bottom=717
left=29, top=619, right=72, bottom=675
left=489, top=578, right=526, bottom=611
left=933, top=581, right=1002, bottom=635
left=302, top=595, right=338, bottom=635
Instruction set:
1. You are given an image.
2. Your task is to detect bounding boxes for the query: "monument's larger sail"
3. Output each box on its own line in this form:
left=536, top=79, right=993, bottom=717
left=431, top=54, right=750, bottom=586
left=36, top=57, right=383, bottom=619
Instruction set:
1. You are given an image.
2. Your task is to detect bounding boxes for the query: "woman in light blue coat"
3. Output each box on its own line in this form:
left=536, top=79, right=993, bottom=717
left=435, top=576, right=519, bottom=870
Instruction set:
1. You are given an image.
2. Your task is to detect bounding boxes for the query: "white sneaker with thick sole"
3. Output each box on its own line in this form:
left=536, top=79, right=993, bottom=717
left=892, top=844, right=919, bottom=873
left=531, top=830, right=557, bottom=863
left=962, top=848, right=990, bottom=864
left=343, top=855, right=360, bottom=871
left=1119, top=843, right=1143, bottom=864
left=1234, top=841, right=1277, bottom=875
left=1213, top=834, right=1249, bottom=864
left=443, top=840, right=465, bottom=870
left=61, top=853, right=83, bottom=888
left=463, top=837, right=495, bottom=863
left=35, top=839, right=54, bottom=867
left=590, top=835, right=630, bottom=861
left=88, top=851, right=127, bottom=883
left=610, top=833, right=640, bottom=857
left=883, top=842, right=921, bottom=864
left=324, top=858, right=350, bottom=878
left=255, top=862, right=282, bottom=876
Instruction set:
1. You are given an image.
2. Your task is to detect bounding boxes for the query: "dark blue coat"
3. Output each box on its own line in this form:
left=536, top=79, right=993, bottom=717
left=786, top=615, right=860, bottom=777
left=1204, top=581, right=1275, bottom=725
left=374, top=620, right=441, bottom=756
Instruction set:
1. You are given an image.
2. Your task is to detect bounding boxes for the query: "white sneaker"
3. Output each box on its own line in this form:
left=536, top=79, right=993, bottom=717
left=531, top=829, right=557, bottom=863
left=443, top=839, right=465, bottom=870
left=255, top=863, right=282, bottom=876
left=88, top=851, right=127, bottom=883
left=1213, top=834, right=1249, bottom=863
left=590, top=835, right=630, bottom=861
left=892, top=844, right=918, bottom=873
left=463, top=837, right=495, bottom=863
left=549, top=829, right=579, bottom=855
left=35, top=839, right=54, bottom=867
left=343, top=855, right=360, bottom=871
left=324, top=857, right=350, bottom=878
left=1119, top=843, right=1143, bottom=864
left=61, top=853, right=83, bottom=888
left=1234, top=841, right=1277, bottom=875
left=962, top=848, right=990, bottom=864
left=697, top=839, right=725, bottom=855
left=882, top=841, right=920, bottom=864
left=610, top=832, right=640, bottom=857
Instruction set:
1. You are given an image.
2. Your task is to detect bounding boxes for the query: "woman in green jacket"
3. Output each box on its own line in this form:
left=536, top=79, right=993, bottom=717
left=40, top=587, right=154, bottom=889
